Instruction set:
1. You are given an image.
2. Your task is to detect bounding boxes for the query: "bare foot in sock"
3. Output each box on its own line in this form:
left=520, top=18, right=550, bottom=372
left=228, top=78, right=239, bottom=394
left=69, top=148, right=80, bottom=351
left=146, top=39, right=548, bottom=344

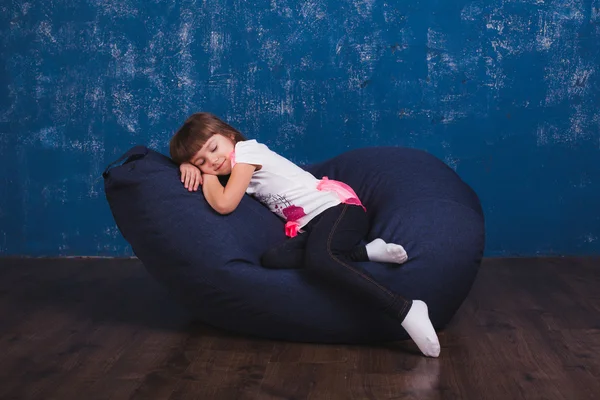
left=366, top=238, right=408, bottom=264
left=401, top=300, right=440, bottom=357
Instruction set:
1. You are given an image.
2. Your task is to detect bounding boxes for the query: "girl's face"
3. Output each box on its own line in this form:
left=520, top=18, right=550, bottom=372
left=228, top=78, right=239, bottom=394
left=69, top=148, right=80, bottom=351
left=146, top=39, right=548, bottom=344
left=189, top=133, right=236, bottom=175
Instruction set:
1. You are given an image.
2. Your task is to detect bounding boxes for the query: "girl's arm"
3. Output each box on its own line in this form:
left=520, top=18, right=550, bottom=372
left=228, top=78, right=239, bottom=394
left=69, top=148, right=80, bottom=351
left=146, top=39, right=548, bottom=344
left=202, top=163, right=257, bottom=214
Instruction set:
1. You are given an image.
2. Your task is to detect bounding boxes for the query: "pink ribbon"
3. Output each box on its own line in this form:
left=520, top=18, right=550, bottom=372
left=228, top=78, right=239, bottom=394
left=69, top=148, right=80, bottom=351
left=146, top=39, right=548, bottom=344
left=317, top=176, right=366, bottom=211
left=285, top=221, right=300, bottom=238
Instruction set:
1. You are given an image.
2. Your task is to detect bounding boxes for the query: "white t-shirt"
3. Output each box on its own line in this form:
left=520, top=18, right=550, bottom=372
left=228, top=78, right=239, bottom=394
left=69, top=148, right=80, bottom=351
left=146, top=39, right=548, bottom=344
left=234, top=140, right=341, bottom=228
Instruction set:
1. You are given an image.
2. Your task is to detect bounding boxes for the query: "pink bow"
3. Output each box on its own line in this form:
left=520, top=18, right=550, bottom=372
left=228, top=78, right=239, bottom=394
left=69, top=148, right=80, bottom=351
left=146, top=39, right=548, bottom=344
left=285, top=221, right=300, bottom=237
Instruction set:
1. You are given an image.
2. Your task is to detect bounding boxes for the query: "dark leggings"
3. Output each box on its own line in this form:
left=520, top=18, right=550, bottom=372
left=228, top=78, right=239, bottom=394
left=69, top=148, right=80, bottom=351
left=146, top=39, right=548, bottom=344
left=261, top=204, right=412, bottom=322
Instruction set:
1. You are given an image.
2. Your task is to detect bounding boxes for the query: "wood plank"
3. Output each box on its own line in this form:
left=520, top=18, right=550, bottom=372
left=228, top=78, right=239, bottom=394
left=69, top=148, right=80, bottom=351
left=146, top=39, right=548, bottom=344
left=0, top=257, right=599, bottom=400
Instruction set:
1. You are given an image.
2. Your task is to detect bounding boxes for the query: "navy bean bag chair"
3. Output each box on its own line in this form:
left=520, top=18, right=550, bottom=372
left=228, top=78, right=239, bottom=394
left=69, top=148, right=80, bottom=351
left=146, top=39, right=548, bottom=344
left=103, top=145, right=485, bottom=343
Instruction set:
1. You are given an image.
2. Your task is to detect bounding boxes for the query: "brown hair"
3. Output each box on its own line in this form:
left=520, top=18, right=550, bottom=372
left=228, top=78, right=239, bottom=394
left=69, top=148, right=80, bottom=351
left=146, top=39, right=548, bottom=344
left=169, top=112, right=246, bottom=164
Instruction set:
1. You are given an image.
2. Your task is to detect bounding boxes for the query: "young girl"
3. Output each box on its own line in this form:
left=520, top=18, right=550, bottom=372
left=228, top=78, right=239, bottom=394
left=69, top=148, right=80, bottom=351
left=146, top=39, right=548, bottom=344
left=169, top=112, right=441, bottom=357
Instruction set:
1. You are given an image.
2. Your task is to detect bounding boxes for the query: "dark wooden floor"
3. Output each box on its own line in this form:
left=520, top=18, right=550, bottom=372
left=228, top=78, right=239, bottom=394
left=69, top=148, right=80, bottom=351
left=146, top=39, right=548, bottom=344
left=0, top=257, right=598, bottom=400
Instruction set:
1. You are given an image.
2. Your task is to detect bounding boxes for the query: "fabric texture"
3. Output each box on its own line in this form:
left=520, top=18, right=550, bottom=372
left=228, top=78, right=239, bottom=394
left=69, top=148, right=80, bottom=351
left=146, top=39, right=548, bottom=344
left=103, top=146, right=485, bottom=344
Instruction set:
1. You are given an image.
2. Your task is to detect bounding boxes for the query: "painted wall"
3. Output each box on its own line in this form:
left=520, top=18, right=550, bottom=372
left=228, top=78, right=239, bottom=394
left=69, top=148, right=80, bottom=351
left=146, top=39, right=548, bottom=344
left=1, top=0, right=599, bottom=257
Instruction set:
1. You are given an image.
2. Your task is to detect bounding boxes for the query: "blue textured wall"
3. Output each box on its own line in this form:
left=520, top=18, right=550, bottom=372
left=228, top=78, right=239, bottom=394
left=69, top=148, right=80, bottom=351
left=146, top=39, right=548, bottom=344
left=1, top=0, right=599, bottom=257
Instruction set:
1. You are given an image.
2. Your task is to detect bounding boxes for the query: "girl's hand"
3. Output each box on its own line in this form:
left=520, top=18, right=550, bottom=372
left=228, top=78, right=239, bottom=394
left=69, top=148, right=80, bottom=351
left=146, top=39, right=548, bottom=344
left=180, top=162, right=202, bottom=191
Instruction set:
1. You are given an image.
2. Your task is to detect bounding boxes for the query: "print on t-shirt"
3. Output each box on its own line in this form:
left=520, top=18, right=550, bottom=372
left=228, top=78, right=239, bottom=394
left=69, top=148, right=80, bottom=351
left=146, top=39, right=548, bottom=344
left=255, top=193, right=307, bottom=222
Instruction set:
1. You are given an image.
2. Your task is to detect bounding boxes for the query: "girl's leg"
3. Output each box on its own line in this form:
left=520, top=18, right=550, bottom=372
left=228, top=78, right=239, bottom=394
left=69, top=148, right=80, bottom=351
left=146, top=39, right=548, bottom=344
left=260, top=233, right=309, bottom=269
left=305, top=204, right=440, bottom=357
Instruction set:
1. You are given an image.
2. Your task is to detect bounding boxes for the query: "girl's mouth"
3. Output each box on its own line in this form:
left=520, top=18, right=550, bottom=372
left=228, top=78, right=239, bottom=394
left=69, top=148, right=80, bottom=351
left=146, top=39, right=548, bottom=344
left=215, top=159, right=225, bottom=171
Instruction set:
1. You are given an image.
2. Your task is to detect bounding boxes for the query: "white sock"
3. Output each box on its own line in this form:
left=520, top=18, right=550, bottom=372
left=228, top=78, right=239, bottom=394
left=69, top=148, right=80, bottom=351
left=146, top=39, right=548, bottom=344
left=365, top=238, right=408, bottom=264
left=401, top=300, right=440, bottom=357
